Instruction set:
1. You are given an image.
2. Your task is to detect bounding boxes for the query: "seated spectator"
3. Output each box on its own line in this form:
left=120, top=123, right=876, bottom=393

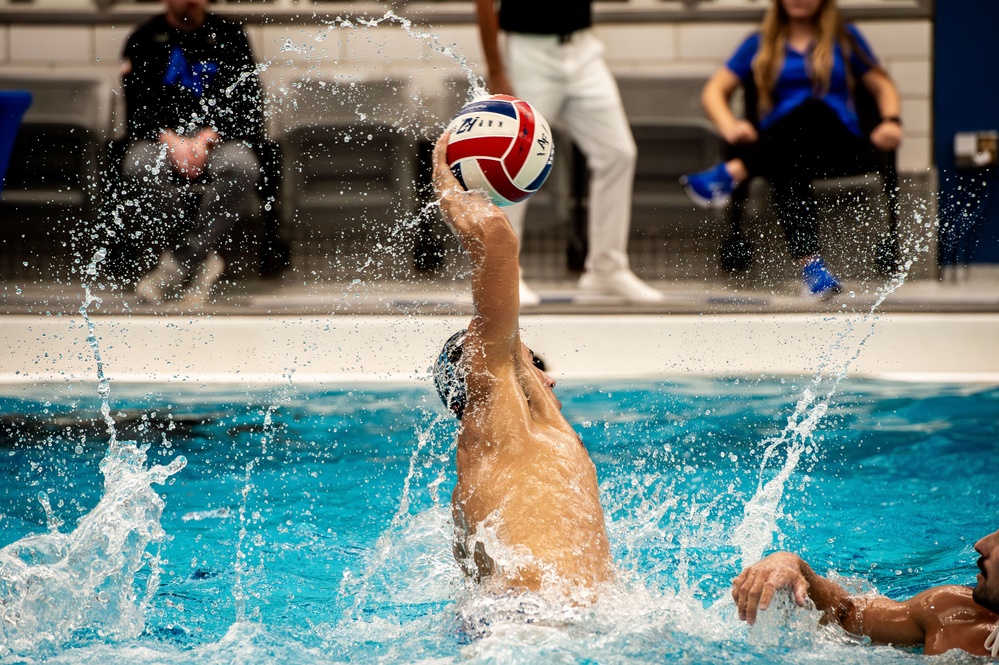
left=122, top=0, right=263, bottom=305
left=680, top=0, right=902, bottom=298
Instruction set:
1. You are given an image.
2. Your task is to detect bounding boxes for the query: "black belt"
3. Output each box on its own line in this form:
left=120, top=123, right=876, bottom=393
left=508, top=29, right=587, bottom=43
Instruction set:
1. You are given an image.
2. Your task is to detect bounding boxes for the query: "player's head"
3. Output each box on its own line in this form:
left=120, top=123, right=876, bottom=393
left=973, top=529, right=999, bottom=612
left=520, top=343, right=559, bottom=409
left=433, top=330, right=468, bottom=420
left=434, top=331, right=557, bottom=419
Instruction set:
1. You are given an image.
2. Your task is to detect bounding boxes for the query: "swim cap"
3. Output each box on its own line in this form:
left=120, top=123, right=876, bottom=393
left=433, top=329, right=468, bottom=420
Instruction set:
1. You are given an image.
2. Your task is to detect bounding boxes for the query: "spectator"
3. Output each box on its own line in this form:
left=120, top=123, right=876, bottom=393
left=680, top=0, right=902, bottom=298
left=122, top=0, right=263, bottom=305
left=474, top=0, right=664, bottom=306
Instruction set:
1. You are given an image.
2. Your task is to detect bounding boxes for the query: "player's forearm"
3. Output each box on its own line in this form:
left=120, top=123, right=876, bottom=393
left=796, top=558, right=855, bottom=624
left=467, top=221, right=520, bottom=330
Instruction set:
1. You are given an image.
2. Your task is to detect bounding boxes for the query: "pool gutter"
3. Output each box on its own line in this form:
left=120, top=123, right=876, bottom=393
left=1, top=313, right=996, bottom=385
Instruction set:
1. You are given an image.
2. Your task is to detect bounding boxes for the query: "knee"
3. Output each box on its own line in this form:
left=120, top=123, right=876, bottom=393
left=211, top=147, right=262, bottom=187
left=589, top=138, right=637, bottom=175
left=122, top=142, right=168, bottom=182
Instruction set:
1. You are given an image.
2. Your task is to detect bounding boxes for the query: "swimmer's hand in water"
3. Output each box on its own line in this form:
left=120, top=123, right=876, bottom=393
left=432, top=132, right=509, bottom=241
left=732, top=551, right=810, bottom=624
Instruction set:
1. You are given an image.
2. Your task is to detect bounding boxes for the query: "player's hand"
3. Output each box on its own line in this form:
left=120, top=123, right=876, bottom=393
left=731, top=552, right=809, bottom=625
left=721, top=119, right=758, bottom=145
left=432, top=132, right=506, bottom=238
left=870, top=120, right=902, bottom=152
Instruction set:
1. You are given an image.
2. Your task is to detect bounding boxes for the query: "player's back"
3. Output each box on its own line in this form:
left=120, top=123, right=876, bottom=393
left=451, top=370, right=613, bottom=592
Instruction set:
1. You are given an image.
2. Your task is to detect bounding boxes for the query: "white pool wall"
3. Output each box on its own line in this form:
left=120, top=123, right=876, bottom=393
left=1, top=313, right=996, bottom=385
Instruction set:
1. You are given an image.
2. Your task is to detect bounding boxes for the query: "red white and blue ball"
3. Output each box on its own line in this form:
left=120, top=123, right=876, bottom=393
left=445, top=94, right=555, bottom=207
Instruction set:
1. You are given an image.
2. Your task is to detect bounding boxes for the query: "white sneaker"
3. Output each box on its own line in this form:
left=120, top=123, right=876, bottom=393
left=578, top=269, right=665, bottom=303
left=519, top=277, right=541, bottom=308
left=135, top=251, right=187, bottom=304
left=177, top=253, right=225, bottom=307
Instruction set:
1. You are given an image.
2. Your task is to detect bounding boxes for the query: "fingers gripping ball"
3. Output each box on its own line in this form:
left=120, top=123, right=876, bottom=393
left=445, top=94, right=555, bottom=207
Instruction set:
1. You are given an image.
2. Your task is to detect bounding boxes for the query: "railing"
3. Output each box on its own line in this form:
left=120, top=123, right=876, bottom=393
left=0, top=0, right=934, bottom=24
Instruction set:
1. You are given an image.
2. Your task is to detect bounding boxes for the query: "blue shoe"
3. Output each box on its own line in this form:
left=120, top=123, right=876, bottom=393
left=680, top=163, right=736, bottom=208
left=802, top=257, right=842, bottom=299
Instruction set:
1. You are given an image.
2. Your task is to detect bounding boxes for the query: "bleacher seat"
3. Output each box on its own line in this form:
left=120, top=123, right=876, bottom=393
left=0, top=70, right=114, bottom=213
left=273, top=75, right=419, bottom=236
left=616, top=68, right=726, bottom=230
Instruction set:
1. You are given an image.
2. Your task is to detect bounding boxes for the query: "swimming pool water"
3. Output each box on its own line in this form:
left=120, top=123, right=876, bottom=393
left=0, top=378, right=995, bottom=663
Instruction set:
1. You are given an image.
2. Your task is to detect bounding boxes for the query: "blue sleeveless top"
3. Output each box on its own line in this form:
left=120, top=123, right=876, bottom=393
left=725, top=24, right=878, bottom=136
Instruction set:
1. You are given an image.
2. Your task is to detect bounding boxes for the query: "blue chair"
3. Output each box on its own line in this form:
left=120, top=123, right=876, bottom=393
left=0, top=90, right=32, bottom=198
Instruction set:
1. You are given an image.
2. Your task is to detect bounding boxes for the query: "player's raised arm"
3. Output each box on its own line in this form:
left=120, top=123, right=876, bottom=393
left=432, top=132, right=521, bottom=364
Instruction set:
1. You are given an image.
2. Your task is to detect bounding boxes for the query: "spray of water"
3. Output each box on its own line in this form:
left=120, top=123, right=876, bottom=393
left=733, top=207, right=936, bottom=568
left=0, top=248, right=186, bottom=658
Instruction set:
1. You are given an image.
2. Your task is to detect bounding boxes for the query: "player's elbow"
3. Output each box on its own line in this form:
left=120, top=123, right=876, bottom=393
left=476, top=214, right=519, bottom=255
left=837, top=597, right=866, bottom=633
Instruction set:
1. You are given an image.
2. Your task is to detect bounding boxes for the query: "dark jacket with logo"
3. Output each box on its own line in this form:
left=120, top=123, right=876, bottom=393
left=122, top=13, right=263, bottom=144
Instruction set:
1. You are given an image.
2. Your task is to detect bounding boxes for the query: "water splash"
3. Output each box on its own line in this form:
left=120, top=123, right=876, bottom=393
left=0, top=248, right=186, bottom=657
left=732, top=208, right=937, bottom=568
left=339, top=409, right=456, bottom=622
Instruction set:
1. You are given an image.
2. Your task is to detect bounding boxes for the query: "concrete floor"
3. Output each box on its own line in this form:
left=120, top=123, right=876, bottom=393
left=1, top=262, right=996, bottom=318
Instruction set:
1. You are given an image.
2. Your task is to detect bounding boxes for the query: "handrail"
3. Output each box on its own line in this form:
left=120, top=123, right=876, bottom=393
left=0, top=0, right=933, bottom=26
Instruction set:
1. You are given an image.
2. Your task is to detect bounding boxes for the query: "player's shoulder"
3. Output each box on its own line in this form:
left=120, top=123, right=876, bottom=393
left=908, top=585, right=976, bottom=616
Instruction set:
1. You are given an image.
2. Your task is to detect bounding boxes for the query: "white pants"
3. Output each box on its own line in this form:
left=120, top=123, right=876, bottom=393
left=504, top=29, right=637, bottom=274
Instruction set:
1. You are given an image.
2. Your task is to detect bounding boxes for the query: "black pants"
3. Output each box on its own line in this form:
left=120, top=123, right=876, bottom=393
left=729, top=99, right=891, bottom=260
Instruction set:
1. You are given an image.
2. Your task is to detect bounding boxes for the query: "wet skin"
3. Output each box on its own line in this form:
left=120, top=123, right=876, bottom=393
left=732, top=529, right=999, bottom=656
left=433, top=133, right=612, bottom=593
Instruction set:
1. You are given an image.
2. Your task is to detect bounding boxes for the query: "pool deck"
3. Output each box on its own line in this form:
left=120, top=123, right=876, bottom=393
left=2, top=267, right=998, bottom=317
left=1, top=269, right=997, bottom=385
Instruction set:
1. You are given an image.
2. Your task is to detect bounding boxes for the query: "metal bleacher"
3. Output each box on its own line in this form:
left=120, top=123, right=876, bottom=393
left=0, top=70, right=114, bottom=210
left=0, top=69, right=116, bottom=278
left=608, top=68, right=727, bottom=280
left=616, top=68, right=724, bottom=230
left=0, top=63, right=734, bottom=283
left=270, top=74, right=420, bottom=272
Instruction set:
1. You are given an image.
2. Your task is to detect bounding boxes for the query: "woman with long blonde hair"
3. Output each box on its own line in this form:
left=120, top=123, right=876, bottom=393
left=681, top=0, right=902, bottom=298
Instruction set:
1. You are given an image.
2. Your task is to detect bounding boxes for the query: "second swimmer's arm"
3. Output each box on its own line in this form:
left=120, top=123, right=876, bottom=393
left=733, top=551, right=928, bottom=646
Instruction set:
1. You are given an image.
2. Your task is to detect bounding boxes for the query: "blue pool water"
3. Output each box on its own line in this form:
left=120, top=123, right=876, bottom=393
left=0, top=378, right=995, bottom=664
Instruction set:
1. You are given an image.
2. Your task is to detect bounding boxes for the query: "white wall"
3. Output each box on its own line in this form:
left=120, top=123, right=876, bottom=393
left=0, top=16, right=933, bottom=170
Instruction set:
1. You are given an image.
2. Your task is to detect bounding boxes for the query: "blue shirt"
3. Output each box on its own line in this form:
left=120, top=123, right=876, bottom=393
left=725, top=24, right=878, bottom=136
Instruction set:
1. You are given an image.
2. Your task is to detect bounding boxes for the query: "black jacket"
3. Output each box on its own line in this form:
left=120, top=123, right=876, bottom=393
left=122, top=13, right=263, bottom=144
